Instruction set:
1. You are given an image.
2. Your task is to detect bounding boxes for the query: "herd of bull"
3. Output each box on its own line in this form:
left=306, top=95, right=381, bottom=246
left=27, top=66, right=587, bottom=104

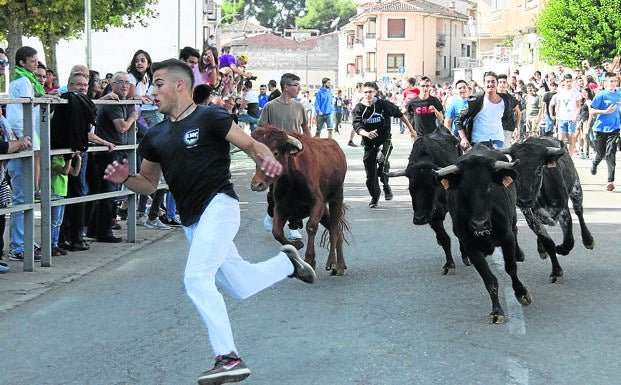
left=250, top=125, right=594, bottom=324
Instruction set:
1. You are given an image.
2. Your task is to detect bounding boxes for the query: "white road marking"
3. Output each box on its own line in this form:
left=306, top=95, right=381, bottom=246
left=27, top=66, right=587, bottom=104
left=491, top=248, right=529, bottom=385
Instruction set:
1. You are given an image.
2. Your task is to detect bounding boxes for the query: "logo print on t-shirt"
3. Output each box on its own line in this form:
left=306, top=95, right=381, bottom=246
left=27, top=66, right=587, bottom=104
left=184, top=128, right=199, bottom=148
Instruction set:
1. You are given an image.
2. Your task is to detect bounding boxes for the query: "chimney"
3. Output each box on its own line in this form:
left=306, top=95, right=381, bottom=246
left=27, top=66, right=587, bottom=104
left=449, top=1, right=456, bottom=13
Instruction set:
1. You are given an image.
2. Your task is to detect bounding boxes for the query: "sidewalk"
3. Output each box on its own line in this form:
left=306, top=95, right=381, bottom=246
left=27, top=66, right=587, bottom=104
left=0, top=217, right=176, bottom=315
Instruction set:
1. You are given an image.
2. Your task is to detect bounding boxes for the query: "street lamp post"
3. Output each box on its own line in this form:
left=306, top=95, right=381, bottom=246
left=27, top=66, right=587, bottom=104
left=214, top=13, right=239, bottom=49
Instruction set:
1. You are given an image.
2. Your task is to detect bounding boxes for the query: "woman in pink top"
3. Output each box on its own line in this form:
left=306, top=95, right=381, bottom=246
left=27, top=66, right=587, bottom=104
left=194, top=46, right=219, bottom=87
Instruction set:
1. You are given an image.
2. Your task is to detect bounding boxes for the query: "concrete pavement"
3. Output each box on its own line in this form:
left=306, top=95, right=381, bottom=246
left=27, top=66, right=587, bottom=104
left=1, top=120, right=618, bottom=317
left=0, top=220, right=176, bottom=315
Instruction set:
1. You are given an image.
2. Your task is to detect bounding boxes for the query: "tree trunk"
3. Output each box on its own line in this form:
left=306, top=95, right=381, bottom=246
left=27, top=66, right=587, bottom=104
left=40, top=33, right=60, bottom=74
left=5, top=6, right=24, bottom=79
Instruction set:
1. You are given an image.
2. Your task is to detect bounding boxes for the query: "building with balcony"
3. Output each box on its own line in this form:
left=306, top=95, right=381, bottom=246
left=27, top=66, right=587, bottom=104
left=338, top=0, right=471, bottom=89
left=459, top=0, right=547, bottom=81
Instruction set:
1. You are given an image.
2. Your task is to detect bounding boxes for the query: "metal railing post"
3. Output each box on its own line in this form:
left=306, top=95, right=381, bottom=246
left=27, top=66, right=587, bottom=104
left=21, top=101, right=35, bottom=272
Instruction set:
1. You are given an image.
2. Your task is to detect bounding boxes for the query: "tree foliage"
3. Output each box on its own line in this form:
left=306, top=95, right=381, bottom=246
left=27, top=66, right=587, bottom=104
left=0, top=0, right=158, bottom=71
left=296, top=0, right=356, bottom=34
left=222, top=0, right=355, bottom=33
left=536, top=0, right=621, bottom=67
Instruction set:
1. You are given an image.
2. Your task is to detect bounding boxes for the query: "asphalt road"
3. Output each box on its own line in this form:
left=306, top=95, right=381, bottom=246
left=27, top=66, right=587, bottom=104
left=2, top=124, right=620, bottom=385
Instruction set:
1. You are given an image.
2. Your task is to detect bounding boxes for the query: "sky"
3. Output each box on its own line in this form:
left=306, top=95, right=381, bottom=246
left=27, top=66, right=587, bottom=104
left=23, top=0, right=203, bottom=85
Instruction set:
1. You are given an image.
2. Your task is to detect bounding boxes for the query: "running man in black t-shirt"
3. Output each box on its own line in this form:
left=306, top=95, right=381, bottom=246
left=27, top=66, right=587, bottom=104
left=103, top=59, right=315, bottom=385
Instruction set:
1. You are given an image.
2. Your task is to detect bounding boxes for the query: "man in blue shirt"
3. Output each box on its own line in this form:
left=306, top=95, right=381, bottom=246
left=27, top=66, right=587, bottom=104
left=444, top=79, right=470, bottom=135
left=590, top=72, right=621, bottom=191
left=314, top=77, right=334, bottom=138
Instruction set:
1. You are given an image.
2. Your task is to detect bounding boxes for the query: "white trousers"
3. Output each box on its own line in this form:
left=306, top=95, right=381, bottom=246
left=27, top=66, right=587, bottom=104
left=183, top=193, right=293, bottom=357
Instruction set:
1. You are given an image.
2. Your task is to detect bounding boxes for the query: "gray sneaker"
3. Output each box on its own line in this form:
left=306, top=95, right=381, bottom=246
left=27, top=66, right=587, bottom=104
left=144, top=218, right=171, bottom=230
left=136, top=212, right=148, bottom=226
left=281, top=245, right=316, bottom=284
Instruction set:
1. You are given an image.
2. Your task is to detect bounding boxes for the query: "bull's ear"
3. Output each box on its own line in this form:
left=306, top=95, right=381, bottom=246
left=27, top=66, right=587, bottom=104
left=493, top=169, right=518, bottom=186
left=440, top=178, right=450, bottom=190
left=545, top=146, right=564, bottom=166
left=502, top=176, right=513, bottom=187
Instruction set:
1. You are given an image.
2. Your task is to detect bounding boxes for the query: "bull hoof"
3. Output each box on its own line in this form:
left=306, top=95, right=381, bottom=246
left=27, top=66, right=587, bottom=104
left=555, top=245, right=571, bottom=256
left=442, top=266, right=456, bottom=275
left=516, top=291, right=532, bottom=306
left=584, top=240, right=595, bottom=250
left=538, top=251, right=549, bottom=259
left=461, top=256, right=471, bottom=266
left=487, top=313, right=506, bottom=324
left=291, top=240, right=304, bottom=250
left=548, top=275, right=563, bottom=284
left=326, top=263, right=346, bottom=276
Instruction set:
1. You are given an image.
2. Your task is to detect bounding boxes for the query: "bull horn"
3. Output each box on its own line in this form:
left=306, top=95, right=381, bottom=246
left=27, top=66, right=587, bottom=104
left=286, top=135, right=303, bottom=150
left=493, top=160, right=520, bottom=170
left=546, top=147, right=565, bottom=156
left=387, top=169, right=406, bottom=177
left=434, top=164, right=460, bottom=177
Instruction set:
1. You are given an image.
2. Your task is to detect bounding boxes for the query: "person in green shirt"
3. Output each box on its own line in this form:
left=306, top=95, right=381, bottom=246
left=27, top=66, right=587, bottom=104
left=51, top=153, right=82, bottom=256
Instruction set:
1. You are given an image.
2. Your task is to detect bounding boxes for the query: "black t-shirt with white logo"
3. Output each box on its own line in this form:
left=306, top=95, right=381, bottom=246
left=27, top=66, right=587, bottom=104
left=139, top=105, right=237, bottom=226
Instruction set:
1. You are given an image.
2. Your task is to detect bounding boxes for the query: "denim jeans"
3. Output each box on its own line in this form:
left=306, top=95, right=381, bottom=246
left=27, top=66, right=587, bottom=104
left=7, top=158, right=25, bottom=253
left=237, top=113, right=259, bottom=131
left=51, top=195, right=65, bottom=247
left=166, top=192, right=177, bottom=220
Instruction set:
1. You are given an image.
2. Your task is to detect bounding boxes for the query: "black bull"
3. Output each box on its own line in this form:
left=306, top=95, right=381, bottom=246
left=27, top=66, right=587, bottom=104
left=250, top=126, right=350, bottom=276
left=387, top=127, right=470, bottom=275
left=435, top=144, right=531, bottom=324
left=502, top=136, right=595, bottom=283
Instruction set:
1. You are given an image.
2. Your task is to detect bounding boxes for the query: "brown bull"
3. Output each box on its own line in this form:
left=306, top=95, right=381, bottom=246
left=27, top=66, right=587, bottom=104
left=250, top=125, right=349, bottom=276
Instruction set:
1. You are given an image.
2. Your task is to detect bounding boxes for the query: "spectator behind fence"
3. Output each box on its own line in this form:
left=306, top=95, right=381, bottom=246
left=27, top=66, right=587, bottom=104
left=6, top=46, right=45, bottom=262
left=0, top=114, right=32, bottom=271
left=127, top=50, right=170, bottom=230
left=89, top=72, right=138, bottom=243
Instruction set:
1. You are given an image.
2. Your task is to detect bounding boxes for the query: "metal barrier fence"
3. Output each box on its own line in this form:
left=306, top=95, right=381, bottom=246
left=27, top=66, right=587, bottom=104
left=1, top=97, right=146, bottom=272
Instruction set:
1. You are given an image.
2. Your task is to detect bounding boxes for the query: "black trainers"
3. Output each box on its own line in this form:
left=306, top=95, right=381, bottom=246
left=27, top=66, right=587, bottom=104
left=590, top=163, right=597, bottom=175
left=383, top=185, right=393, bottom=201
left=281, top=245, right=316, bottom=284
left=348, top=141, right=358, bottom=147
left=197, top=354, right=251, bottom=385
left=369, top=198, right=379, bottom=208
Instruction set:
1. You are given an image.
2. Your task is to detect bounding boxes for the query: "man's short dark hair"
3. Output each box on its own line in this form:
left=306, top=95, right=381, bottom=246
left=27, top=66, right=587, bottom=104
left=152, top=59, right=194, bottom=89
left=179, top=46, right=200, bottom=61
left=454, top=79, right=468, bottom=87
left=420, top=76, right=431, bottom=83
left=322, top=77, right=330, bottom=85
left=363, top=81, right=378, bottom=91
left=483, top=71, right=499, bottom=80
left=563, top=73, right=573, bottom=79
left=280, top=73, right=300, bottom=90
left=15, top=46, right=38, bottom=67
left=244, top=80, right=253, bottom=89
left=193, top=84, right=213, bottom=104
left=268, top=79, right=277, bottom=88
left=497, top=73, right=508, bottom=80
left=407, top=77, right=416, bottom=86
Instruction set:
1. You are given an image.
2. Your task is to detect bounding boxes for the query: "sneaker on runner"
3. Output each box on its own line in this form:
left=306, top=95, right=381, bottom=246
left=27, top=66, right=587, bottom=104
left=197, top=354, right=251, bottom=385
left=281, top=244, right=316, bottom=284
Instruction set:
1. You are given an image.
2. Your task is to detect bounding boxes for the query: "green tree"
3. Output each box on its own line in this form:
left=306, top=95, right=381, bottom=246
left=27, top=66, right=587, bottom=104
left=0, top=0, right=157, bottom=72
left=536, top=0, right=621, bottom=67
left=296, top=0, right=356, bottom=34
left=222, top=0, right=305, bottom=32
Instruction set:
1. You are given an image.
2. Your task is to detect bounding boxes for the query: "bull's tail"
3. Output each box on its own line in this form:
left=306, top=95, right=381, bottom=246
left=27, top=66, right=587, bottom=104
left=320, top=203, right=352, bottom=249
